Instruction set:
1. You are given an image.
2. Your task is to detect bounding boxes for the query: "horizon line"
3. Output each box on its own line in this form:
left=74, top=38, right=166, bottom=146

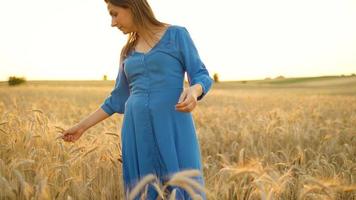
left=1, top=73, right=355, bottom=83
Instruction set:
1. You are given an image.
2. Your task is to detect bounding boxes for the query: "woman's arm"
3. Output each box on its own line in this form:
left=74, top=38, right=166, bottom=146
left=62, top=108, right=110, bottom=142
left=77, top=108, right=110, bottom=132
left=100, top=63, right=130, bottom=115
left=175, top=26, right=213, bottom=112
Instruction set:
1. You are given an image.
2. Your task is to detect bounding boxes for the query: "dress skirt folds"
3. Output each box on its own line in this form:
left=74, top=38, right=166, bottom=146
left=100, top=25, right=213, bottom=199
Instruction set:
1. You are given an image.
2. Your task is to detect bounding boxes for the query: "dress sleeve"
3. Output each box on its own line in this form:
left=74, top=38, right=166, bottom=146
left=100, top=62, right=130, bottom=115
left=177, top=27, right=213, bottom=101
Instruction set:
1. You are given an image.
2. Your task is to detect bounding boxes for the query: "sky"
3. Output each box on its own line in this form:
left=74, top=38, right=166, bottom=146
left=0, top=0, right=355, bottom=81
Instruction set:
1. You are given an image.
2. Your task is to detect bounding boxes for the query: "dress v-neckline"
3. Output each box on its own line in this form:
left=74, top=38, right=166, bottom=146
left=133, top=25, right=172, bottom=56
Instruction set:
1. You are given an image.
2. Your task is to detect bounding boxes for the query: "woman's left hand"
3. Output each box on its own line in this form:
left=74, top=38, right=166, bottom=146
left=175, top=84, right=202, bottom=112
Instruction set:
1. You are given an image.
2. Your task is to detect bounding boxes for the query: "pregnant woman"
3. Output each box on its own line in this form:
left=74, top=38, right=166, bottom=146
left=62, top=0, right=213, bottom=199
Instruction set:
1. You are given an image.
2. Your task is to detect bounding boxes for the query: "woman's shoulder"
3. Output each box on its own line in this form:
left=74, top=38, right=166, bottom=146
left=168, top=24, right=189, bottom=33
left=167, top=24, right=192, bottom=40
left=162, top=24, right=195, bottom=50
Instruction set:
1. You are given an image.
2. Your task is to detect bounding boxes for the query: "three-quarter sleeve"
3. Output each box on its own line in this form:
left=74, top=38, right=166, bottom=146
left=100, top=62, right=130, bottom=115
left=176, top=27, right=213, bottom=101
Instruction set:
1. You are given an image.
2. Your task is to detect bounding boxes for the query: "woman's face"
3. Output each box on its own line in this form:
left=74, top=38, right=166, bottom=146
left=107, top=3, right=136, bottom=34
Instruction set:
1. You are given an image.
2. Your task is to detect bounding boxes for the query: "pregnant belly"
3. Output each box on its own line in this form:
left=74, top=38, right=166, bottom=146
left=126, top=88, right=183, bottom=113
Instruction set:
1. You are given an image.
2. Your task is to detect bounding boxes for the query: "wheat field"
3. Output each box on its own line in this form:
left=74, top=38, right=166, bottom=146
left=0, top=77, right=355, bottom=200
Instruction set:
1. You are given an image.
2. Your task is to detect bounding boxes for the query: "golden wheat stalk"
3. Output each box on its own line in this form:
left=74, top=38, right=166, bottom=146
left=340, top=184, right=356, bottom=192
left=55, top=134, right=64, bottom=140
left=150, top=182, right=164, bottom=199
left=170, top=169, right=201, bottom=179
left=64, top=177, right=75, bottom=183
left=238, top=148, right=245, bottom=166
left=0, top=128, right=7, bottom=134
left=220, top=166, right=260, bottom=178
left=104, top=132, right=120, bottom=138
left=128, top=174, right=157, bottom=200
left=169, top=176, right=206, bottom=193
left=54, top=126, right=65, bottom=133
left=168, top=189, right=177, bottom=200
left=35, top=178, right=51, bottom=200
left=164, top=175, right=205, bottom=199
left=81, top=146, right=98, bottom=158
left=69, top=146, right=86, bottom=154
left=12, top=159, right=35, bottom=169
left=0, top=176, right=17, bottom=199
left=0, top=121, right=8, bottom=126
left=32, top=109, right=44, bottom=114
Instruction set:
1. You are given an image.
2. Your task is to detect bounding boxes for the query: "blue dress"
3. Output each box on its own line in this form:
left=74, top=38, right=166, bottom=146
left=100, top=25, right=213, bottom=199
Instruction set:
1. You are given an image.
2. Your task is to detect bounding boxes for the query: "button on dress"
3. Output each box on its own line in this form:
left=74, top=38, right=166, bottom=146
left=100, top=25, right=213, bottom=199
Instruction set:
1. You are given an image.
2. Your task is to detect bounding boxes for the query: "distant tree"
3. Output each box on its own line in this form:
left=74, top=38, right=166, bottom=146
left=341, top=74, right=345, bottom=77
left=213, top=73, right=219, bottom=83
left=8, top=76, right=26, bottom=86
left=265, top=77, right=271, bottom=80
left=351, top=73, right=356, bottom=77
left=241, top=81, right=247, bottom=84
left=103, top=75, right=108, bottom=81
left=275, top=75, right=285, bottom=80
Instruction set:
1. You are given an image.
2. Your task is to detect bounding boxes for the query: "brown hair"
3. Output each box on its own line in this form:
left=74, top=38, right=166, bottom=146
left=104, top=0, right=166, bottom=62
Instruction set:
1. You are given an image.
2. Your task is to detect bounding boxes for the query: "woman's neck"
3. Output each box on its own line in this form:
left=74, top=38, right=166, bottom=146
left=138, top=24, right=166, bottom=39
left=136, top=24, right=169, bottom=48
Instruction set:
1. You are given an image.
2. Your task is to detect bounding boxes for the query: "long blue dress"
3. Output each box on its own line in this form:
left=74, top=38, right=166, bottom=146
left=100, top=25, right=213, bottom=199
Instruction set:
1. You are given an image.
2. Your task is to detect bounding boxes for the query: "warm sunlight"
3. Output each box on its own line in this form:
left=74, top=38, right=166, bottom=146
left=1, top=1, right=356, bottom=199
left=0, top=0, right=355, bottom=81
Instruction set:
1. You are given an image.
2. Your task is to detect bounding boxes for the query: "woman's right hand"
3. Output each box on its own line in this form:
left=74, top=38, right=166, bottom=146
left=61, top=124, right=86, bottom=143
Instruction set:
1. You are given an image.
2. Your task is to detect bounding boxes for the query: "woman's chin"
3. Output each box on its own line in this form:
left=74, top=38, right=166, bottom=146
left=122, top=30, right=133, bottom=35
left=119, top=28, right=126, bottom=34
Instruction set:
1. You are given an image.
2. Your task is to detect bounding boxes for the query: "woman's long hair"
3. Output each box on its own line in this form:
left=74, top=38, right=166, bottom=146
left=104, top=0, right=166, bottom=62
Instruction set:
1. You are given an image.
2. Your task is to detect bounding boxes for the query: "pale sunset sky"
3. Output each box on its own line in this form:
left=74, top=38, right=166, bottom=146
left=0, top=0, right=355, bottom=81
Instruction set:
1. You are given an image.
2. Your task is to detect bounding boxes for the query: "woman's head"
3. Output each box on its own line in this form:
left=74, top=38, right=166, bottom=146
left=105, top=0, right=162, bottom=34
left=104, top=0, right=166, bottom=60
left=106, top=2, right=135, bottom=34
